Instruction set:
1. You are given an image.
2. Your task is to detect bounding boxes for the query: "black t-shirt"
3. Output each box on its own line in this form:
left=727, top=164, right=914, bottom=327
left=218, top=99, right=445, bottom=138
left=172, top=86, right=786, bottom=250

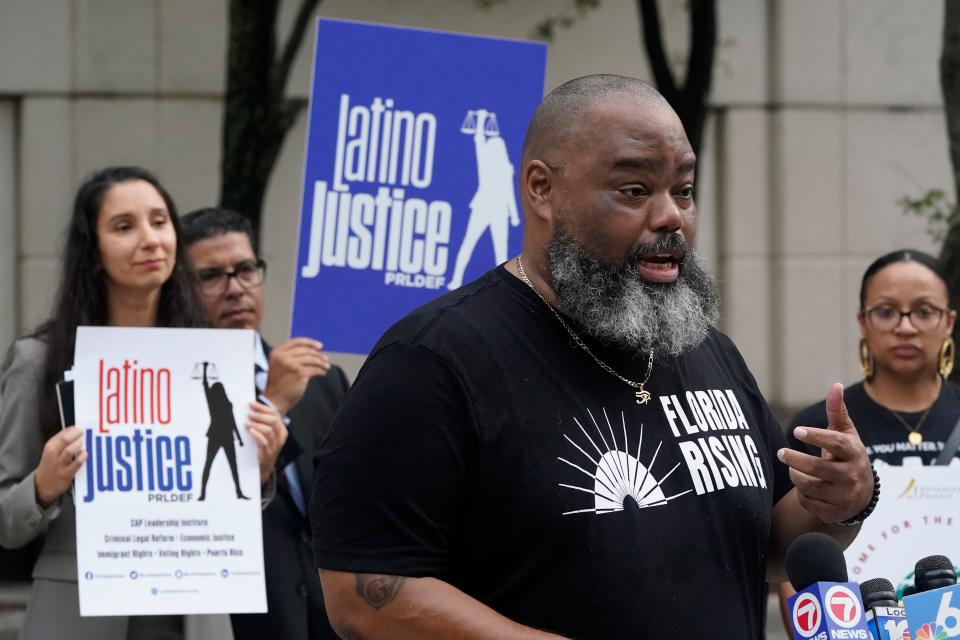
left=311, top=266, right=794, bottom=639
left=788, top=380, right=960, bottom=465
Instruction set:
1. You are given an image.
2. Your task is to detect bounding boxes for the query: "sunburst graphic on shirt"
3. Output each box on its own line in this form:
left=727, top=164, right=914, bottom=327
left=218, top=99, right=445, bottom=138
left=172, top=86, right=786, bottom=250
left=558, top=408, right=692, bottom=516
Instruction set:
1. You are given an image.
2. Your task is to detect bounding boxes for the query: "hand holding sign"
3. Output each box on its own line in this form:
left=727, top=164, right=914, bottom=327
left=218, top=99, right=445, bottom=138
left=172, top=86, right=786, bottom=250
left=35, top=425, right=87, bottom=507
left=262, top=338, right=329, bottom=415
left=778, top=383, right=874, bottom=524
left=246, top=401, right=288, bottom=486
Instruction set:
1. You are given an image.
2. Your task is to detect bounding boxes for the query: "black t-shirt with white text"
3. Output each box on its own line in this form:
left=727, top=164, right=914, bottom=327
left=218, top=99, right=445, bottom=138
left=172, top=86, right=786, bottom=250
left=311, top=266, right=794, bottom=639
left=788, top=380, right=960, bottom=465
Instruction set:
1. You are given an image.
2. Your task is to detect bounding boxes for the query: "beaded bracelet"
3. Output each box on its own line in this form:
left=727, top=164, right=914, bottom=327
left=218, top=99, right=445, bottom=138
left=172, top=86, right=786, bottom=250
left=834, top=466, right=881, bottom=527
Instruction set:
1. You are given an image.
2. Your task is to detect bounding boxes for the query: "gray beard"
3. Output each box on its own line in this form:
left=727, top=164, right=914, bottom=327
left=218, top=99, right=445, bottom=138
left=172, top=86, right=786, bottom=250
left=546, top=230, right=720, bottom=357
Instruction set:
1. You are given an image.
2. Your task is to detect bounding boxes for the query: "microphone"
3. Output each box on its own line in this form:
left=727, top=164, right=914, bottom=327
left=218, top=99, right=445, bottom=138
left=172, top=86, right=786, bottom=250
left=915, top=555, right=958, bottom=592
left=785, top=532, right=871, bottom=639
left=903, top=555, right=960, bottom=638
left=861, top=578, right=898, bottom=609
left=859, top=578, right=908, bottom=640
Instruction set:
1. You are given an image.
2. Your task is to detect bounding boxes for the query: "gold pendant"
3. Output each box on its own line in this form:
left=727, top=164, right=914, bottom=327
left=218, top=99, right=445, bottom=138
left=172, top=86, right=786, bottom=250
left=635, top=388, right=652, bottom=405
left=908, top=431, right=923, bottom=445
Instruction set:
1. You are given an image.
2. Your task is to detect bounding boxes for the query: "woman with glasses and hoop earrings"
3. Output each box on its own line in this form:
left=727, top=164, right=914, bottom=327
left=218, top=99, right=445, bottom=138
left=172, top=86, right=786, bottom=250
left=787, top=249, right=960, bottom=465
left=777, top=249, right=960, bottom=631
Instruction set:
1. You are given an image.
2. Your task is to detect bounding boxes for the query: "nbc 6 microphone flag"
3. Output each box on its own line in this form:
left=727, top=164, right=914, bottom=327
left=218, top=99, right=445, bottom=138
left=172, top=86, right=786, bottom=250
left=904, top=583, right=960, bottom=639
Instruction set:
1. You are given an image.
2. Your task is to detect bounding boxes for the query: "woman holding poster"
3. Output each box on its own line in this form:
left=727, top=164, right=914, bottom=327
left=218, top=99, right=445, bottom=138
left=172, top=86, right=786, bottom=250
left=0, top=166, right=207, bottom=639
left=779, top=248, right=960, bottom=629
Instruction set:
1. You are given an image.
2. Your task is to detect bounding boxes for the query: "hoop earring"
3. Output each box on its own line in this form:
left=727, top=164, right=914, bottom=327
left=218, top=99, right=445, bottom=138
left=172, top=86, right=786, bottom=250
left=859, top=339, right=874, bottom=380
left=939, top=337, right=955, bottom=378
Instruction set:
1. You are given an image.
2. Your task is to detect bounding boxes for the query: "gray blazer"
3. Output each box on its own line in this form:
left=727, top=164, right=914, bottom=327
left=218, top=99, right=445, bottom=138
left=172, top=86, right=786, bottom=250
left=0, top=337, right=77, bottom=580
left=0, top=338, right=141, bottom=638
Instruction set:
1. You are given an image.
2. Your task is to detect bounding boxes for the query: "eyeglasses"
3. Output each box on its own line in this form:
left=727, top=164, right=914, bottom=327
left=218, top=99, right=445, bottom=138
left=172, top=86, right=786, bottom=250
left=196, top=259, right=266, bottom=297
left=864, top=303, right=946, bottom=332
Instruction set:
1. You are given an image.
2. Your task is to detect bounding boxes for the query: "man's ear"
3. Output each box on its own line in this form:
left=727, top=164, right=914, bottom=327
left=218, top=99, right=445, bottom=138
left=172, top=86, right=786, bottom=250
left=521, top=159, right=557, bottom=224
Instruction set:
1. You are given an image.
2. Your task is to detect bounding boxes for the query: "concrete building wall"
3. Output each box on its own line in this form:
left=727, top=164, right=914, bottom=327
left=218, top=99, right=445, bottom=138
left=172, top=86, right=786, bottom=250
left=0, top=0, right=951, bottom=410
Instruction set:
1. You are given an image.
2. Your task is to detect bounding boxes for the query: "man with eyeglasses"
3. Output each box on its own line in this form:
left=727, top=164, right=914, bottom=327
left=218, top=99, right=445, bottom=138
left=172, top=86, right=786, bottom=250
left=182, top=207, right=348, bottom=640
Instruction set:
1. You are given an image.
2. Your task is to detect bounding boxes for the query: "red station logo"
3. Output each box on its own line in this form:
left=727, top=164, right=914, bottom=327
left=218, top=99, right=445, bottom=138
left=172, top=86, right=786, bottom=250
left=792, top=592, right=822, bottom=637
left=825, top=585, right=862, bottom=628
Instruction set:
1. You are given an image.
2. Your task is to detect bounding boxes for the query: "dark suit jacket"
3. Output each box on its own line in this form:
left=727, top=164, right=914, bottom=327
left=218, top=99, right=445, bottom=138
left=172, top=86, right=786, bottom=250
left=231, top=340, right=349, bottom=640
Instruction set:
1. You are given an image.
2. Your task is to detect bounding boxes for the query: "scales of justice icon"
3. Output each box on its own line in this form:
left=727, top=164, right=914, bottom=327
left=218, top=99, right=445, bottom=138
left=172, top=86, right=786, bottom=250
left=190, top=362, right=219, bottom=380
left=460, top=109, right=500, bottom=136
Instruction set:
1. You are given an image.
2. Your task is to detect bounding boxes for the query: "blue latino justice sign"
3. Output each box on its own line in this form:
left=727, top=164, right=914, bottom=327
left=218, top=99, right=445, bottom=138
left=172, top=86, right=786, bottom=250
left=291, top=19, right=547, bottom=354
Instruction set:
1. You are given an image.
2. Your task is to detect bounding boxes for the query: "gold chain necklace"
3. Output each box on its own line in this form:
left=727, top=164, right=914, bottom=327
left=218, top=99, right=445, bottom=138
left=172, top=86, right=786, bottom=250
left=888, top=404, right=934, bottom=445
left=866, top=379, right=940, bottom=445
left=515, top=256, right=655, bottom=405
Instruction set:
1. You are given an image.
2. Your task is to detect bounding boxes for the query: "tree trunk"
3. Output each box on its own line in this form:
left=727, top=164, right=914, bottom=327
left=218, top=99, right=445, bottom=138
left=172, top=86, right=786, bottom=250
left=219, top=0, right=319, bottom=243
left=637, top=0, right=716, bottom=157
left=938, top=0, right=960, bottom=377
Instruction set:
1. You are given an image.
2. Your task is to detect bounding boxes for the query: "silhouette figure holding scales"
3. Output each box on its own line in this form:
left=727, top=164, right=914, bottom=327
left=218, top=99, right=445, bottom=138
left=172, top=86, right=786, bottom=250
left=447, top=109, right=520, bottom=290
left=197, top=361, right=249, bottom=500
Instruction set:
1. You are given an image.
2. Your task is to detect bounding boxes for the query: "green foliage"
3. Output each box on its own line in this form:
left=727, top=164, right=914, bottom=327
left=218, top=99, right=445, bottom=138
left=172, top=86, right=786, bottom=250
left=899, top=188, right=960, bottom=242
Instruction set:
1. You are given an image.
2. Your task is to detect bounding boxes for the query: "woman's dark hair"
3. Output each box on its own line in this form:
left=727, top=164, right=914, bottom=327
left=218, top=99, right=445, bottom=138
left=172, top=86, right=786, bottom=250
left=859, top=249, right=950, bottom=310
left=35, top=166, right=208, bottom=439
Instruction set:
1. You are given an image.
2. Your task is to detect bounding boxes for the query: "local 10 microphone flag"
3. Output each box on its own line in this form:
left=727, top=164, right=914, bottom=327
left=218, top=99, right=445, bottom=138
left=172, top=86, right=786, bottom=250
left=865, top=605, right=909, bottom=640
left=292, top=18, right=547, bottom=354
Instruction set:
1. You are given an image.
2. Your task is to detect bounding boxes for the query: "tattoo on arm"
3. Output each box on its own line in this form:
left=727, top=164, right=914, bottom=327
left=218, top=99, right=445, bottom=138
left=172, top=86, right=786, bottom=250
left=354, top=573, right=408, bottom=610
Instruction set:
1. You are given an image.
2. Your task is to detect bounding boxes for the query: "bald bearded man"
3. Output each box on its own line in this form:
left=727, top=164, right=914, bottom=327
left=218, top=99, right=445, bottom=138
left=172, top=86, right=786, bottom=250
left=310, top=75, right=876, bottom=640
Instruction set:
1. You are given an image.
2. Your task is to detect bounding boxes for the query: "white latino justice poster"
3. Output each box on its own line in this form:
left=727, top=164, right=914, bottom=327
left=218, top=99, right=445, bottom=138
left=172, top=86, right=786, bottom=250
left=72, top=327, right=266, bottom=616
